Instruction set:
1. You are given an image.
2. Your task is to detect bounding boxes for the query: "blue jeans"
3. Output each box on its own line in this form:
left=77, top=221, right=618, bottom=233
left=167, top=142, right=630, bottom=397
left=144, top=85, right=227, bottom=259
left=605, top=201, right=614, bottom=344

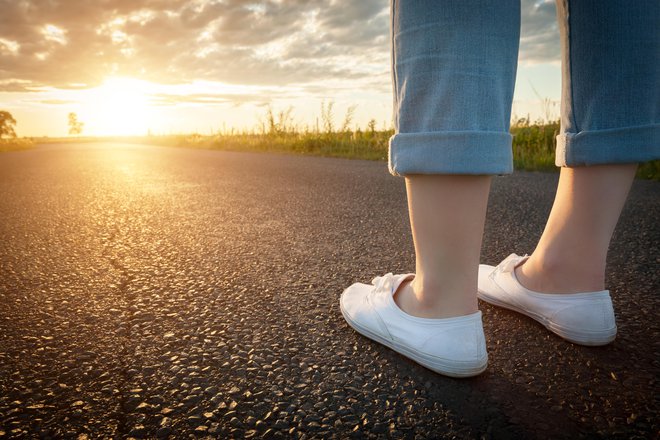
left=388, top=0, right=660, bottom=175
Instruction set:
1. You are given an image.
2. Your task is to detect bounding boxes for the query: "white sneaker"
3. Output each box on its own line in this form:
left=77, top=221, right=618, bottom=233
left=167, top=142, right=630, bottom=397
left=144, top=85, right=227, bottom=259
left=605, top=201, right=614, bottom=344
left=340, top=273, right=488, bottom=378
left=478, top=254, right=617, bottom=346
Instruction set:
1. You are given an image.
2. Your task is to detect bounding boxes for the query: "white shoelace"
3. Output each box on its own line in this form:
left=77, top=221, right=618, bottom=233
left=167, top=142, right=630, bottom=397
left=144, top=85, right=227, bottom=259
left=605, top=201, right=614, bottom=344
left=371, top=273, right=395, bottom=294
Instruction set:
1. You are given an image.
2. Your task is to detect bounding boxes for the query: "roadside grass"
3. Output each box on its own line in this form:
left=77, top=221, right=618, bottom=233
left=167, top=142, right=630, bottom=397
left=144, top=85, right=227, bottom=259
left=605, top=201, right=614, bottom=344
left=146, top=119, right=657, bottom=180
left=511, top=119, right=558, bottom=172
left=11, top=121, right=659, bottom=180
left=0, top=138, right=34, bottom=152
left=636, top=159, right=660, bottom=181
left=510, top=120, right=659, bottom=179
left=140, top=129, right=392, bottom=161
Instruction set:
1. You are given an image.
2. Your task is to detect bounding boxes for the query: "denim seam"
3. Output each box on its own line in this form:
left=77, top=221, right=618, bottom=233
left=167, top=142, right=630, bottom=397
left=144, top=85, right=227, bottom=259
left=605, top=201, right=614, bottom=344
left=560, top=122, right=660, bottom=137
left=565, top=0, right=579, bottom=133
left=390, top=0, right=398, bottom=130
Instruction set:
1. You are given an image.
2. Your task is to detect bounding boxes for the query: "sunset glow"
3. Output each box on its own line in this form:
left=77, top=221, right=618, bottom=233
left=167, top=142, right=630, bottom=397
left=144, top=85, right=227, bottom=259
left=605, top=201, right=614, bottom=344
left=84, top=78, right=154, bottom=136
left=1, top=0, right=562, bottom=137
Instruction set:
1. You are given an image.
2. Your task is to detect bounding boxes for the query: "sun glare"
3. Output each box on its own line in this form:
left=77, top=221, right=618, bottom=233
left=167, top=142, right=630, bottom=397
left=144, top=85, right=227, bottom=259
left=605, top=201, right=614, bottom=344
left=84, top=78, right=154, bottom=135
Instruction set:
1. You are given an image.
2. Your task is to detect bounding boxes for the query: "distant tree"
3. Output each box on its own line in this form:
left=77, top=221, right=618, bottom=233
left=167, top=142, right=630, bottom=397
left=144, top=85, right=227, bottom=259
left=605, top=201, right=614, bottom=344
left=68, top=112, right=84, bottom=136
left=0, top=110, right=17, bottom=139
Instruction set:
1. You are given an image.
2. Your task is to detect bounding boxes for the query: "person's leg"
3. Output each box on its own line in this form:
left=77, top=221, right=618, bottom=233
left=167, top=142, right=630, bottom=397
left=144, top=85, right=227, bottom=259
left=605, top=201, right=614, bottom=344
left=517, top=0, right=659, bottom=294
left=340, top=0, right=519, bottom=376
left=388, top=0, right=519, bottom=319
left=477, top=0, right=658, bottom=345
left=393, top=175, right=490, bottom=318
left=516, top=164, right=637, bottom=294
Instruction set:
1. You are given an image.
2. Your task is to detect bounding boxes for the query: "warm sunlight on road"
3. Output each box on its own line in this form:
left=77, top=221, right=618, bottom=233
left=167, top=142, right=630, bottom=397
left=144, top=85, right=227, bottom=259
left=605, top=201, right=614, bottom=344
left=0, top=143, right=657, bottom=438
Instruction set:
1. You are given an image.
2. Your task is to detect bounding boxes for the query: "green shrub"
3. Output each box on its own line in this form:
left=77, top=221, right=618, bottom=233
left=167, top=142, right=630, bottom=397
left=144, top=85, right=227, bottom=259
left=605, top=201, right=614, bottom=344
left=0, top=138, right=34, bottom=152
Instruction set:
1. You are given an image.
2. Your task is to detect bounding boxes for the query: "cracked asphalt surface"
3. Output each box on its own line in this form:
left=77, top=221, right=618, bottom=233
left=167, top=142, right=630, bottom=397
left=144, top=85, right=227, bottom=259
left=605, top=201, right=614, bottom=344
left=0, top=143, right=658, bottom=439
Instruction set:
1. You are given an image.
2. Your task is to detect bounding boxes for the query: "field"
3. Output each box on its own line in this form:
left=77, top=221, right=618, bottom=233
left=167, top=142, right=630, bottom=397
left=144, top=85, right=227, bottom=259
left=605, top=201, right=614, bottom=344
left=137, top=118, right=659, bottom=180
left=3, top=119, right=658, bottom=180
left=0, top=138, right=34, bottom=153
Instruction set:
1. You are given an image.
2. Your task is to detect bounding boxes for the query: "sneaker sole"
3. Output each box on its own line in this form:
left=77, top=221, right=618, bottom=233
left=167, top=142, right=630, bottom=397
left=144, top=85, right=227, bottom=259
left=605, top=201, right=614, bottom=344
left=340, top=295, right=488, bottom=378
left=477, top=289, right=616, bottom=346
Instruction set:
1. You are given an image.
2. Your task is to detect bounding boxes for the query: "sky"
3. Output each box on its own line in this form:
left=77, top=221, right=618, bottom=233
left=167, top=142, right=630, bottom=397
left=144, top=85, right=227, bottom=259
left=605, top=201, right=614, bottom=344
left=0, top=0, right=562, bottom=137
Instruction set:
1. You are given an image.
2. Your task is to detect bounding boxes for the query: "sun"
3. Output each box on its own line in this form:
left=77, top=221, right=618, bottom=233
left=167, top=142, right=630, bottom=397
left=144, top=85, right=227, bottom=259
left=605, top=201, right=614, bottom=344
left=84, top=77, right=155, bottom=136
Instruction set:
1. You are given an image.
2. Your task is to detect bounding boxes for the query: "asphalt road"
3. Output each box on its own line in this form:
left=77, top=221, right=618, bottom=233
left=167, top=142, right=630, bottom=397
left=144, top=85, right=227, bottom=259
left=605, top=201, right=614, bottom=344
left=0, top=143, right=658, bottom=439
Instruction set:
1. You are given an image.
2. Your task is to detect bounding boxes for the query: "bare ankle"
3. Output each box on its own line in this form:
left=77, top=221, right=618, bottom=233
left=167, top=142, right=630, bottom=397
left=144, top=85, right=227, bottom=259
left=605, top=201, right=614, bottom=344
left=517, top=255, right=605, bottom=293
left=393, top=278, right=478, bottom=319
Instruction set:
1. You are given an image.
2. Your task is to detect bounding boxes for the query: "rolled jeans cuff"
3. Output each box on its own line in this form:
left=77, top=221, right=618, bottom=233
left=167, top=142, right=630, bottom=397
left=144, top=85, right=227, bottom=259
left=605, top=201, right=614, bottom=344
left=556, top=123, right=660, bottom=167
left=388, top=131, right=514, bottom=176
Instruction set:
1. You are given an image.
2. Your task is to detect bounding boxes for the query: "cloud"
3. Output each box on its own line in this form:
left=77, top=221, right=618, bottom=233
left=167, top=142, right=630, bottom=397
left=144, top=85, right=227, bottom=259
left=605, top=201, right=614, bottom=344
left=520, top=0, right=561, bottom=63
left=36, top=99, right=77, bottom=105
left=0, top=0, right=389, bottom=92
left=150, top=91, right=273, bottom=106
left=0, top=0, right=559, bottom=98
